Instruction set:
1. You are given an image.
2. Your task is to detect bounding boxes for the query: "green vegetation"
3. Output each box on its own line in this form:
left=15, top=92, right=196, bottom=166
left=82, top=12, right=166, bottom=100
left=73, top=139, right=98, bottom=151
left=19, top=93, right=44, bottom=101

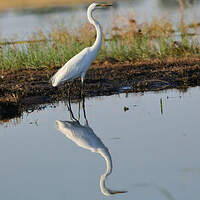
left=0, top=17, right=200, bottom=70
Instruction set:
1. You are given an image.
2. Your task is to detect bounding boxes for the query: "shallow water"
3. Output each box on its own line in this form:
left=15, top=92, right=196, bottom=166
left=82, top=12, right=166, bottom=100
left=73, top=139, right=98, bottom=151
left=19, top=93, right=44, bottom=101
left=0, top=0, right=200, bottom=40
left=0, top=87, right=200, bottom=199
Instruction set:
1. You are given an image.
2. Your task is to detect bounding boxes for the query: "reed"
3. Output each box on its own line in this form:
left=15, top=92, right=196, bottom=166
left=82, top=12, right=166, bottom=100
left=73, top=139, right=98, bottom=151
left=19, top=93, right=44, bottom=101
left=0, top=16, right=200, bottom=70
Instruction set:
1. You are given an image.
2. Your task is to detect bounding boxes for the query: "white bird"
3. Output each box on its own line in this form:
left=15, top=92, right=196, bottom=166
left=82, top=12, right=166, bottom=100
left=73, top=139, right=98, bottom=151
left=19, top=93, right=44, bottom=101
left=50, top=3, right=112, bottom=88
left=56, top=120, right=127, bottom=196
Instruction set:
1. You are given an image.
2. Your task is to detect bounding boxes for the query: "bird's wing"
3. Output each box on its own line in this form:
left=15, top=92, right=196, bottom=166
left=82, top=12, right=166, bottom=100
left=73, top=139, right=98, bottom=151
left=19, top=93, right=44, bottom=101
left=56, top=120, right=105, bottom=151
left=51, top=47, right=91, bottom=86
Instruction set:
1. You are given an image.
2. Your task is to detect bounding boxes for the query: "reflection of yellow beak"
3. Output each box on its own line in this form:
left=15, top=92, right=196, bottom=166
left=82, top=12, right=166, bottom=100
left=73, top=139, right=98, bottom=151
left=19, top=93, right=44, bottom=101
left=111, top=191, right=127, bottom=195
left=99, top=3, right=112, bottom=7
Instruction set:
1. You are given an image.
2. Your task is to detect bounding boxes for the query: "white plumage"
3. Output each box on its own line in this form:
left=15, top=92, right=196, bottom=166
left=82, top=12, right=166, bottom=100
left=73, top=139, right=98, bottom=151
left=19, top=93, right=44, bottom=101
left=51, top=48, right=90, bottom=86
left=51, top=3, right=112, bottom=87
left=56, top=120, right=127, bottom=196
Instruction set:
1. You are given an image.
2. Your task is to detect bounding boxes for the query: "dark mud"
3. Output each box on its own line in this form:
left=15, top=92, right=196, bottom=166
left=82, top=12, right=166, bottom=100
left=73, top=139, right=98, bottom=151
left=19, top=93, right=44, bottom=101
left=1, top=57, right=200, bottom=122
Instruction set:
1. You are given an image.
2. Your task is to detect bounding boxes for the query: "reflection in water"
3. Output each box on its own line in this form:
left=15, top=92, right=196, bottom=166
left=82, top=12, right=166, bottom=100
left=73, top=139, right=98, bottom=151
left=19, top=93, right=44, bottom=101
left=55, top=98, right=127, bottom=196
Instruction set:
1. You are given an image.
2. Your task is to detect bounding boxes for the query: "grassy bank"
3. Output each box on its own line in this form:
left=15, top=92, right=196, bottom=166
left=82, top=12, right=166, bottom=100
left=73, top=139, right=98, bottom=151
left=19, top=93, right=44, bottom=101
left=1, top=56, right=200, bottom=123
left=0, top=16, right=200, bottom=71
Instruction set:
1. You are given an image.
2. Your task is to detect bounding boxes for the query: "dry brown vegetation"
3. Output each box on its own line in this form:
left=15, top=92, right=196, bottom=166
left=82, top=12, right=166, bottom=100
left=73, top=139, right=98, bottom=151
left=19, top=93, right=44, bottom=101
left=1, top=15, right=200, bottom=70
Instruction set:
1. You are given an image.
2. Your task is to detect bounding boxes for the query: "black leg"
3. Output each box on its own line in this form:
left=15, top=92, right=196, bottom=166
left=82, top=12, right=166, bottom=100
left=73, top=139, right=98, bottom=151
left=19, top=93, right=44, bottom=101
left=78, top=100, right=81, bottom=121
left=82, top=94, right=88, bottom=125
left=67, top=82, right=79, bottom=123
left=66, top=83, right=73, bottom=120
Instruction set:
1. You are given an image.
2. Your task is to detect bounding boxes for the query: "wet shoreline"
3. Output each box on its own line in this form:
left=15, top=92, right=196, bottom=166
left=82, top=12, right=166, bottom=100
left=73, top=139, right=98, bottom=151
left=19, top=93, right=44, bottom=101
left=1, top=57, right=200, bottom=121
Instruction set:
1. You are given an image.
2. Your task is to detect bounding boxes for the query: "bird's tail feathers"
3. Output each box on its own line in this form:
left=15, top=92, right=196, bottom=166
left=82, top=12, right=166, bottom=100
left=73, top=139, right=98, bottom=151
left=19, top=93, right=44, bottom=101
left=50, top=74, right=58, bottom=87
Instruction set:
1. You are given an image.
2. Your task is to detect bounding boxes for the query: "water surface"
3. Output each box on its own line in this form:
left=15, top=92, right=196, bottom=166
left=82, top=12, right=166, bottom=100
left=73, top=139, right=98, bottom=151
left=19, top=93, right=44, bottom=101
left=0, top=87, right=200, bottom=199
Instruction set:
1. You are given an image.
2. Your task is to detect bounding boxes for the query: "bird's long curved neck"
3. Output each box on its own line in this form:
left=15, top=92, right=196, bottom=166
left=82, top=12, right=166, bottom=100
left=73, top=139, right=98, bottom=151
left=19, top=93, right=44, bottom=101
left=100, top=148, right=113, bottom=175
left=99, top=148, right=113, bottom=195
left=87, top=7, right=102, bottom=53
left=99, top=148, right=127, bottom=196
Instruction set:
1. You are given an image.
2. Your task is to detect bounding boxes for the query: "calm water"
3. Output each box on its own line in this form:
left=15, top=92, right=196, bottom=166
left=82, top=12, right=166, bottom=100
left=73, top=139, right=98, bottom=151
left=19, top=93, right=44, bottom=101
left=0, top=87, right=200, bottom=199
left=0, top=0, right=200, bottom=40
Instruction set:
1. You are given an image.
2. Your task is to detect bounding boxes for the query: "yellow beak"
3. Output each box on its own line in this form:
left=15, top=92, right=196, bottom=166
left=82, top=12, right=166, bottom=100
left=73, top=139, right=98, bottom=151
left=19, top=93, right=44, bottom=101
left=111, top=190, right=127, bottom=194
left=99, top=3, right=112, bottom=7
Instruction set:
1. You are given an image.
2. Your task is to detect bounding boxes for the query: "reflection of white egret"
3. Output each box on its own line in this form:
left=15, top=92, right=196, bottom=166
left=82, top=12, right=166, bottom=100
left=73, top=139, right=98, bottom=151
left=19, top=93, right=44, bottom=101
left=56, top=120, right=127, bottom=196
left=50, top=3, right=112, bottom=88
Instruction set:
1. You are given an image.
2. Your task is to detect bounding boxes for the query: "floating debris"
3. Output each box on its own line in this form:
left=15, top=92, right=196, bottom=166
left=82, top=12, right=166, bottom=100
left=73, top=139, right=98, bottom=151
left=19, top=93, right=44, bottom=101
left=124, top=106, right=129, bottom=112
left=120, top=86, right=132, bottom=91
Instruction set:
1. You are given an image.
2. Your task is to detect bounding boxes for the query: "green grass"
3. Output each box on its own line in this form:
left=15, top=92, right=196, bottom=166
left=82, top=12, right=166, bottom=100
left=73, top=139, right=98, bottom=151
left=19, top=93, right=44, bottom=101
left=0, top=17, right=200, bottom=70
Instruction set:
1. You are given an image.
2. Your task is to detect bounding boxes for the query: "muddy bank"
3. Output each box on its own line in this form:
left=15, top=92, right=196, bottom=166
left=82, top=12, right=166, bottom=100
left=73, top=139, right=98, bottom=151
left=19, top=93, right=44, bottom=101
left=1, top=57, right=200, bottom=121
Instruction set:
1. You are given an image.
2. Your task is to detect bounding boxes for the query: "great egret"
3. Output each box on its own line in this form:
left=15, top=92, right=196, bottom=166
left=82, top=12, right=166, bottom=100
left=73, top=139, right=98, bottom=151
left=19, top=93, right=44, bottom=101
left=50, top=3, right=112, bottom=88
left=56, top=120, right=127, bottom=196
left=55, top=100, right=127, bottom=196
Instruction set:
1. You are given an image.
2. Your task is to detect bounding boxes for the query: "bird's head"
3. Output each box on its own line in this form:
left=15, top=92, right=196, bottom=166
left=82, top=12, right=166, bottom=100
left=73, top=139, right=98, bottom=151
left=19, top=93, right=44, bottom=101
left=100, top=173, right=127, bottom=196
